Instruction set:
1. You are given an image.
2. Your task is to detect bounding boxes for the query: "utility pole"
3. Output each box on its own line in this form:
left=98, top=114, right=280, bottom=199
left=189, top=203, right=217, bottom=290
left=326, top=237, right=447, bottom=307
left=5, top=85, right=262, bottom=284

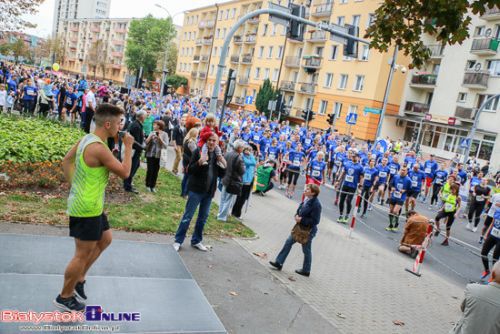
left=375, top=45, right=398, bottom=140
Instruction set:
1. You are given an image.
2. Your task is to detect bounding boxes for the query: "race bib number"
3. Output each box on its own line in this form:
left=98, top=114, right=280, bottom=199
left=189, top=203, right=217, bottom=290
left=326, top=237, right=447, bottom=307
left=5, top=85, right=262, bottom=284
left=379, top=172, right=387, bottom=178
left=490, top=226, right=500, bottom=238
left=436, top=179, right=443, bottom=185
left=364, top=174, right=371, bottom=181
left=345, top=175, right=354, bottom=183
left=390, top=167, right=396, bottom=174
left=444, top=203, right=454, bottom=212
left=253, top=135, right=259, bottom=141
left=411, top=180, right=418, bottom=187
left=335, top=160, right=342, bottom=166
left=393, top=191, right=401, bottom=199
left=312, top=170, right=320, bottom=177
left=269, top=153, right=275, bottom=160
left=305, top=139, right=311, bottom=145
left=425, top=168, right=431, bottom=174
left=27, top=89, right=35, bottom=96
left=66, top=97, right=73, bottom=105
left=476, top=195, right=484, bottom=202
left=293, top=159, right=300, bottom=166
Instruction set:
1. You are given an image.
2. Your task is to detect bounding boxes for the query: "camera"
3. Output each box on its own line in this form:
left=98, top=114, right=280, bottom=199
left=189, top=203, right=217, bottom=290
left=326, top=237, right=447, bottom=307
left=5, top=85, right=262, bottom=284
left=118, top=131, right=126, bottom=139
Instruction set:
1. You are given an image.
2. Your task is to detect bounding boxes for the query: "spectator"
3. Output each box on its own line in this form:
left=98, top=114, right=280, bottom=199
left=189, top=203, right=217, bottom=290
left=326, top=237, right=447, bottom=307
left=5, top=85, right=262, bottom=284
left=269, top=183, right=322, bottom=277
left=37, top=82, right=55, bottom=118
left=145, top=120, right=168, bottom=193
left=231, top=145, right=257, bottom=220
left=161, top=110, right=174, bottom=140
left=123, top=109, right=146, bottom=194
left=450, top=262, right=500, bottom=334
left=0, top=84, right=7, bottom=113
left=84, top=86, right=97, bottom=134
left=217, top=139, right=246, bottom=222
left=181, top=127, right=200, bottom=198
left=254, top=160, right=279, bottom=196
left=171, top=115, right=187, bottom=175
left=173, top=133, right=226, bottom=252
left=481, top=161, right=490, bottom=176
left=398, top=211, right=431, bottom=258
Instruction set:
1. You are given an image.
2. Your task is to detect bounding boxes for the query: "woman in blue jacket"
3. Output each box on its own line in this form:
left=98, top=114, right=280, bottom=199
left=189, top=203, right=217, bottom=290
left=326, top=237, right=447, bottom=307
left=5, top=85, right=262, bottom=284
left=231, top=145, right=257, bottom=220
left=270, top=183, right=322, bottom=277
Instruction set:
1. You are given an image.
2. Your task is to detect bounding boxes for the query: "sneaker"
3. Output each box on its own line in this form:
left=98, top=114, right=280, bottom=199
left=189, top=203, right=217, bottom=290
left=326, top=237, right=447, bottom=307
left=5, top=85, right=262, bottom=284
left=434, top=230, right=441, bottom=237
left=269, top=261, right=282, bottom=271
left=441, top=238, right=449, bottom=246
left=341, top=216, right=349, bottom=224
left=192, top=242, right=208, bottom=252
left=53, top=295, right=85, bottom=312
left=173, top=242, right=181, bottom=252
left=385, top=226, right=393, bottom=231
left=150, top=188, right=157, bottom=193
left=360, top=213, right=366, bottom=218
left=368, top=205, right=373, bottom=211
left=480, top=270, right=490, bottom=279
left=391, top=226, right=399, bottom=232
left=466, top=223, right=472, bottom=231
left=337, top=216, right=345, bottom=224
left=479, top=236, right=484, bottom=244
left=74, top=281, right=87, bottom=302
left=472, top=226, right=478, bottom=233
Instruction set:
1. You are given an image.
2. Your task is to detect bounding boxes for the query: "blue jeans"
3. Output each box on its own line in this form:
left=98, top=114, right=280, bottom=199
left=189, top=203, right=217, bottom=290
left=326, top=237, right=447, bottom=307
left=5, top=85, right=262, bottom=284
left=174, top=191, right=213, bottom=245
left=275, top=234, right=314, bottom=273
left=181, top=173, right=189, bottom=197
left=217, top=186, right=236, bottom=221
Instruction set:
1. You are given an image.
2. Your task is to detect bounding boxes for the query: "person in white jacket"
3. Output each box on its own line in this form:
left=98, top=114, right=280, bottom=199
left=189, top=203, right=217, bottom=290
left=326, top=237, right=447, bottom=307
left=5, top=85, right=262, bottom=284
left=0, top=85, right=6, bottom=113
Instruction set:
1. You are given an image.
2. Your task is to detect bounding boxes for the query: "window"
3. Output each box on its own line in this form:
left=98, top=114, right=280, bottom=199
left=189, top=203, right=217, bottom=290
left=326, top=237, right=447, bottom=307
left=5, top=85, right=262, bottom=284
left=353, top=75, right=364, bottom=91
left=340, top=0, right=347, bottom=3
left=338, top=74, right=348, bottom=89
left=262, top=24, right=268, bottom=36
left=334, top=102, right=343, bottom=119
left=457, top=92, right=467, bottom=103
left=367, top=14, right=375, bottom=27
left=216, top=28, right=220, bottom=39
left=272, top=68, right=279, bottom=81
left=210, top=65, right=215, bottom=74
left=225, top=9, right=229, bottom=20
left=277, top=46, right=284, bottom=59
left=319, top=100, right=328, bottom=115
left=218, top=10, right=223, bottom=20
left=329, top=45, right=338, bottom=60
left=258, top=46, right=264, bottom=58
left=264, top=68, right=270, bottom=79
left=324, top=73, right=333, bottom=87
left=222, top=28, right=227, bottom=39
left=477, top=94, right=500, bottom=111
left=213, top=47, right=218, bottom=55
left=487, top=60, right=500, bottom=76
left=255, top=67, right=260, bottom=79
left=348, top=105, right=358, bottom=115
left=469, top=134, right=496, bottom=161
left=272, top=23, right=277, bottom=36
left=230, top=8, right=236, bottom=19
left=268, top=46, right=273, bottom=58
left=337, top=16, right=345, bottom=26
left=466, top=60, right=478, bottom=70
left=352, top=15, right=360, bottom=27
left=292, top=71, right=299, bottom=83
left=474, top=26, right=485, bottom=37
left=252, top=89, right=257, bottom=99
left=360, top=45, right=369, bottom=61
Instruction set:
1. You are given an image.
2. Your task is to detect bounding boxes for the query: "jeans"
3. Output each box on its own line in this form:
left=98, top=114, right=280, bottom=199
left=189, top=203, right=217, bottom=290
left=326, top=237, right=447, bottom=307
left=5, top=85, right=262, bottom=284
left=181, top=173, right=189, bottom=197
left=145, top=157, right=160, bottom=188
left=275, top=234, right=314, bottom=273
left=123, top=152, right=141, bottom=191
left=174, top=191, right=213, bottom=245
left=217, top=186, right=236, bottom=221
left=84, top=109, right=94, bottom=134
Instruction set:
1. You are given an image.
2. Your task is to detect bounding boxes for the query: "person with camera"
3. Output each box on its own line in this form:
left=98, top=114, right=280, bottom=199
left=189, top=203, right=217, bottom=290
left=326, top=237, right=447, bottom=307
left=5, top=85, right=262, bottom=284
left=145, top=120, right=169, bottom=192
left=54, top=103, right=134, bottom=312
left=123, top=109, right=146, bottom=194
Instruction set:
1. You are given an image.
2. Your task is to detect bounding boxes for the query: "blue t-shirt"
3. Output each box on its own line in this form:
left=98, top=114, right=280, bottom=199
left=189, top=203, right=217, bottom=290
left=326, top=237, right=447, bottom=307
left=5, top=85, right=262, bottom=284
left=470, top=176, right=482, bottom=192
left=391, top=175, right=412, bottom=201
left=363, top=167, right=378, bottom=187
left=251, top=131, right=261, bottom=143
left=332, top=152, right=345, bottom=173
left=267, top=145, right=280, bottom=161
left=259, top=137, right=271, bottom=157
left=423, top=160, right=438, bottom=178
left=409, top=170, right=426, bottom=191
left=241, top=132, right=252, bottom=142
left=404, top=156, right=416, bottom=169
left=434, top=170, right=448, bottom=186
left=7, top=79, right=17, bottom=93
left=490, top=209, right=500, bottom=240
left=309, top=160, right=327, bottom=181
left=288, top=150, right=305, bottom=170
left=343, top=162, right=363, bottom=188
left=64, top=92, right=77, bottom=107
left=376, top=164, right=390, bottom=184
left=23, top=85, right=37, bottom=101
left=388, top=162, right=401, bottom=177
left=456, top=169, right=468, bottom=185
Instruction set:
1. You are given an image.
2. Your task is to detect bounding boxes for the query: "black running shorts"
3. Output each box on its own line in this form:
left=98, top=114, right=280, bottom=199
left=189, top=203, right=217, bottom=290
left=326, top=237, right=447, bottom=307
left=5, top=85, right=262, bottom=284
left=69, top=213, right=110, bottom=241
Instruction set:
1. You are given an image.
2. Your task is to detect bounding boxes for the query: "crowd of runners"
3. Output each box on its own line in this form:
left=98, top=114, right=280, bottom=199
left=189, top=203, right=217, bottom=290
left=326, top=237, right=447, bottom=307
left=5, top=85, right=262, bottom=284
left=2, top=62, right=500, bottom=289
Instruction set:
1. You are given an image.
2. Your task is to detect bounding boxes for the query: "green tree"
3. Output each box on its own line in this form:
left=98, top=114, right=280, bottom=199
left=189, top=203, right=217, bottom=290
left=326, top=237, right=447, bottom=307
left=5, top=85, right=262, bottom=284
left=87, top=40, right=109, bottom=80
left=45, top=35, right=66, bottom=64
left=366, top=0, right=497, bottom=67
left=166, top=74, right=188, bottom=91
left=0, top=0, right=44, bottom=31
left=255, top=79, right=278, bottom=118
left=165, top=42, right=178, bottom=75
left=10, top=38, right=30, bottom=63
left=125, top=15, right=176, bottom=81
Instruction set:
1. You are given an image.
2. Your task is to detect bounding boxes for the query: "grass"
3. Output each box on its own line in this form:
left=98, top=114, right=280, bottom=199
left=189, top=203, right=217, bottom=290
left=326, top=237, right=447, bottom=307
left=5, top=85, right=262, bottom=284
left=0, top=168, right=255, bottom=239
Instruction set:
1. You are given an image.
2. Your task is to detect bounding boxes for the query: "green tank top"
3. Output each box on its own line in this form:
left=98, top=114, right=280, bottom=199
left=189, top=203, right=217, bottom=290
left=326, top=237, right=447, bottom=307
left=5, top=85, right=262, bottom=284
left=67, top=134, right=110, bottom=217
left=441, top=182, right=451, bottom=200
left=256, top=166, right=273, bottom=192
left=444, top=194, right=457, bottom=213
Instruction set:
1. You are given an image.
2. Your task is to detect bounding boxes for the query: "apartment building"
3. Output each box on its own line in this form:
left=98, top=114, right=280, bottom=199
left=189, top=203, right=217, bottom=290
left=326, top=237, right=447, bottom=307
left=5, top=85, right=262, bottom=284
left=381, top=6, right=500, bottom=169
left=177, top=0, right=409, bottom=140
left=58, top=18, right=131, bottom=83
left=53, top=0, right=111, bottom=36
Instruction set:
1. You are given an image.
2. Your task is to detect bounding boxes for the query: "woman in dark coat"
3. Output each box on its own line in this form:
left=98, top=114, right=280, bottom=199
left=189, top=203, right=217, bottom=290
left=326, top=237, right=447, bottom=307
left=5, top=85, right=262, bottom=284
left=269, top=183, right=322, bottom=276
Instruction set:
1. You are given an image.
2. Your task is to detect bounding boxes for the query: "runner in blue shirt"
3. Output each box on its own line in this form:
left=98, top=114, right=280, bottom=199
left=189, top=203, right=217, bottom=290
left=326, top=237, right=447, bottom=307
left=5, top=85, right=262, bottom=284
left=285, top=144, right=305, bottom=199
left=241, top=127, right=252, bottom=142
left=422, top=154, right=439, bottom=203
left=359, top=159, right=379, bottom=217
left=387, top=167, right=412, bottom=231
left=336, top=153, right=364, bottom=223
left=429, top=163, right=448, bottom=209
left=386, top=156, right=401, bottom=204
left=455, top=163, right=468, bottom=185
left=307, top=151, right=327, bottom=185
left=21, top=78, right=37, bottom=115
left=278, top=141, right=293, bottom=190
left=259, top=130, right=271, bottom=160
left=62, top=86, right=77, bottom=122
left=266, top=138, right=281, bottom=161
left=375, top=157, right=391, bottom=205
left=406, top=164, right=426, bottom=214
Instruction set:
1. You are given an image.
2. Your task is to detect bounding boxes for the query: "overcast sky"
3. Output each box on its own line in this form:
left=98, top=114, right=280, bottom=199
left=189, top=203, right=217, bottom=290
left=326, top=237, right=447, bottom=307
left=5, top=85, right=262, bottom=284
left=24, top=0, right=231, bottom=37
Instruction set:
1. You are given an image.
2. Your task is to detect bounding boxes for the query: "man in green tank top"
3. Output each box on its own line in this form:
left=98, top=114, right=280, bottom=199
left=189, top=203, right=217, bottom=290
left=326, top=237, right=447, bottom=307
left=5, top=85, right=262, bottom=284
left=54, top=103, right=134, bottom=312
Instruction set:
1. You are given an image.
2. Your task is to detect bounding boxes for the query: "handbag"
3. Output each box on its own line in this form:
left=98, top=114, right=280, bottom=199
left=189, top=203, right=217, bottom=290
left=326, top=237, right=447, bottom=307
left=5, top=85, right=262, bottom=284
left=225, top=155, right=242, bottom=195
left=291, top=223, right=311, bottom=244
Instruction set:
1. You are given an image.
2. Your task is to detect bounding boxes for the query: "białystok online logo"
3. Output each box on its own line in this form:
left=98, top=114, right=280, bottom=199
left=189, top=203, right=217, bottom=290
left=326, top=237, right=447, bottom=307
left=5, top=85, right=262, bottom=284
left=1, top=306, right=141, bottom=324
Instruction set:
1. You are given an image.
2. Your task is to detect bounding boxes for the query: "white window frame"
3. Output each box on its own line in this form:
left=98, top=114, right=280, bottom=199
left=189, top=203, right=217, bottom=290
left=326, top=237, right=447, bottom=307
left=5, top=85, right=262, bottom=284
left=360, top=45, right=369, bottom=61
left=338, top=74, right=348, bottom=89
left=353, top=75, right=365, bottom=91
left=334, top=102, right=343, bottom=119
left=264, top=68, right=270, bottom=80
left=324, top=73, right=333, bottom=88
left=255, top=67, right=261, bottom=79
left=258, top=46, right=264, bottom=58
left=277, top=46, right=284, bottom=59
left=457, top=92, right=467, bottom=103
left=268, top=46, right=273, bottom=58
left=272, top=68, right=279, bottom=81
left=319, top=100, right=328, bottom=115
left=330, top=45, right=338, bottom=60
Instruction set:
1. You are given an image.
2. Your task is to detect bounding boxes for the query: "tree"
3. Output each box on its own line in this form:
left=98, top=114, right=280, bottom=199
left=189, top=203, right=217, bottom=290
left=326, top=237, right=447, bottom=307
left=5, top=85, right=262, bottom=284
left=0, top=0, right=44, bottom=31
left=366, top=0, right=498, bottom=68
left=166, top=74, right=188, bottom=91
left=87, top=40, right=108, bottom=80
left=125, top=15, right=176, bottom=81
left=44, top=35, right=66, bottom=64
left=10, top=38, right=30, bottom=63
left=165, top=42, right=178, bottom=75
left=255, top=79, right=278, bottom=118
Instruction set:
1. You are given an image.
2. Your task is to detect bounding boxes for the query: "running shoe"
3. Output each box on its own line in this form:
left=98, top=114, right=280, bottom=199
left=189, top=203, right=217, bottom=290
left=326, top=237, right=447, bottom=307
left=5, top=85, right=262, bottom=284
left=391, top=226, right=399, bottom=232
left=74, top=281, right=87, bottom=302
left=441, top=238, right=449, bottom=246
left=479, top=236, right=484, bottom=244
left=53, top=295, right=85, bottom=312
left=385, top=226, right=393, bottom=231
left=466, top=223, right=472, bottom=231
left=480, top=270, right=490, bottom=279
left=472, top=226, right=478, bottom=233
left=368, top=205, right=373, bottom=211
left=360, top=213, right=366, bottom=218
left=337, top=216, right=344, bottom=224
left=434, top=229, right=441, bottom=237
left=342, top=216, right=349, bottom=224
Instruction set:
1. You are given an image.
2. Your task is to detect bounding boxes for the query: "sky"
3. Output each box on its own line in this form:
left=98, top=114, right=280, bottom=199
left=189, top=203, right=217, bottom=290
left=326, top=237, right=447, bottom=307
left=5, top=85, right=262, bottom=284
left=24, top=0, right=232, bottom=37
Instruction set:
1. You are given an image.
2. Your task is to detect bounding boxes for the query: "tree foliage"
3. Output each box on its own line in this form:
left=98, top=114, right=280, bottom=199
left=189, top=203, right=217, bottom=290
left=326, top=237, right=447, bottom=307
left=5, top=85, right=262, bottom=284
left=165, top=74, right=188, bottom=90
left=165, top=42, right=178, bottom=75
left=255, top=79, right=278, bottom=118
left=9, top=38, right=30, bottom=63
left=125, top=15, right=176, bottom=81
left=87, top=40, right=108, bottom=79
left=0, top=0, right=44, bottom=31
left=365, top=0, right=498, bottom=68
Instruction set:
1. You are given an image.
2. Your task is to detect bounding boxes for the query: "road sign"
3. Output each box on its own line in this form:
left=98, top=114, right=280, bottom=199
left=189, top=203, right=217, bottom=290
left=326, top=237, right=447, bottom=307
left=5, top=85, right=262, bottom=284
left=424, top=113, right=432, bottom=121
left=448, top=117, right=456, bottom=126
left=268, top=100, right=277, bottom=111
left=245, top=95, right=253, bottom=105
left=346, top=112, right=357, bottom=125
left=363, top=107, right=382, bottom=115
left=268, top=2, right=291, bottom=27
left=460, top=138, right=471, bottom=149
left=124, top=74, right=135, bottom=89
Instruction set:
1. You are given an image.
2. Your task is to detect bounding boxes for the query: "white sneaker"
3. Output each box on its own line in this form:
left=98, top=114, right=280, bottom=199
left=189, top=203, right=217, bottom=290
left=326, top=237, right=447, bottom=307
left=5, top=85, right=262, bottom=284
left=472, top=226, right=478, bottom=233
left=192, top=242, right=208, bottom=252
left=466, top=223, right=472, bottom=231
left=173, top=242, right=181, bottom=252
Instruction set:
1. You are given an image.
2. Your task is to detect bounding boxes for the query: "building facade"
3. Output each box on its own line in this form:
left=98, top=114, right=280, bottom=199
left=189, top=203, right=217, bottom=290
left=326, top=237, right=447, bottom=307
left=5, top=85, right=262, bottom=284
left=52, top=0, right=111, bottom=36
left=58, top=18, right=131, bottom=83
left=381, top=6, right=500, bottom=170
left=176, top=0, right=410, bottom=140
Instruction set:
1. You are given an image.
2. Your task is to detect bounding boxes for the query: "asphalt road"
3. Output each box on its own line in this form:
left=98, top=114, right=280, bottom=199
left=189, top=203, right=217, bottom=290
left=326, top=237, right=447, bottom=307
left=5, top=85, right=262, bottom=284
left=272, top=174, right=486, bottom=287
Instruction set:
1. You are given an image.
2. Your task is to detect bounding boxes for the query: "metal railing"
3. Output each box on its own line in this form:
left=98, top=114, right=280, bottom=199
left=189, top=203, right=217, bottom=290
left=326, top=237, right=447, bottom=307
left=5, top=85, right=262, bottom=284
left=462, top=71, right=489, bottom=88
left=411, top=73, right=437, bottom=85
left=193, top=55, right=200, bottom=62
left=404, top=101, right=430, bottom=114
left=200, top=55, right=210, bottom=62
left=198, top=72, right=207, bottom=79
left=238, top=77, right=249, bottom=85
left=303, top=56, right=322, bottom=68
left=471, top=38, right=499, bottom=53
left=299, top=82, right=316, bottom=94
left=280, top=81, right=296, bottom=91
left=312, top=2, right=333, bottom=17
left=455, top=106, right=475, bottom=120
left=245, top=34, right=257, bottom=43
left=426, top=44, right=444, bottom=58
left=233, top=35, right=243, bottom=43
left=230, top=55, right=239, bottom=63
left=241, top=54, right=253, bottom=63
left=308, top=30, right=327, bottom=42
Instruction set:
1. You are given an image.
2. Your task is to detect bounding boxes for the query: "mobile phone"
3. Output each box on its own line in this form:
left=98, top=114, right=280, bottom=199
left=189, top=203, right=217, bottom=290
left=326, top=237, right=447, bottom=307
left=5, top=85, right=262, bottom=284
left=118, top=131, right=126, bottom=139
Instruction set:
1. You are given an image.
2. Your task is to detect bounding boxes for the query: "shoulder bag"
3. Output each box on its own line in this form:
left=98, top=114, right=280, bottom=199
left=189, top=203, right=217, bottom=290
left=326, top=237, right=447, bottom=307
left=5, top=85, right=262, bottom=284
left=291, top=223, right=311, bottom=244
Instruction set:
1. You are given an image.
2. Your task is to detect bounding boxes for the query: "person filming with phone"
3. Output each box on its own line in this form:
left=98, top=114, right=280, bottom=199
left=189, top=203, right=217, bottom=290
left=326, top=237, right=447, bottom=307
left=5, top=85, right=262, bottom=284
left=145, top=120, right=169, bottom=192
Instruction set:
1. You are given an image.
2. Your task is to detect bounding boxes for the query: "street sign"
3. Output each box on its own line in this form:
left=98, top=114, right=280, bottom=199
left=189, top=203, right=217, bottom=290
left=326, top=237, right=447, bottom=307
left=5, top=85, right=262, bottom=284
left=346, top=112, right=357, bottom=125
left=424, top=113, right=432, bottom=121
left=124, top=74, right=135, bottom=89
left=448, top=117, right=456, bottom=126
left=460, top=138, right=471, bottom=149
left=245, top=95, right=253, bottom=105
left=363, top=107, right=382, bottom=115
left=319, top=22, right=349, bottom=44
left=268, top=3, right=291, bottom=27
left=268, top=100, right=277, bottom=111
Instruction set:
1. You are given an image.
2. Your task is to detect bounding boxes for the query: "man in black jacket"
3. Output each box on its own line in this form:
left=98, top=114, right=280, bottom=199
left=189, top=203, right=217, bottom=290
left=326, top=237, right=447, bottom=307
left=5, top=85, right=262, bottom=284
left=173, top=133, right=226, bottom=252
left=123, top=109, right=146, bottom=193
left=171, top=115, right=186, bottom=175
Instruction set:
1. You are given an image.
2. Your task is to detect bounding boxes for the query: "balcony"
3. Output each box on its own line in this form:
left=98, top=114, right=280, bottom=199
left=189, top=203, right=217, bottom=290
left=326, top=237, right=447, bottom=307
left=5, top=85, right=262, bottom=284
left=409, top=73, right=437, bottom=90
left=202, top=37, right=213, bottom=45
left=115, top=28, right=127, bottom=33
left=237, top=77, right=249, bottom=85
left=241, top=54, right=253, bottom=64
left=234, top=96, right=245, bottom=105
left=312, top=2, right=333, bottom=17
left=299, top=82, right=316, bottom=95
left=198, top=72, right=207, bottom=79
left=111, top=64, right=121, bottom=70
left=112, top=39, right=125, bottom=46
left=198, top=20, right=215, bottom=29
left=427, top=44, right=444, bottom=61
left=470, top=38, right=499, bottom=56
left=285, top=56, right=301, bottom=68
left=280, top=81, right=296, bottom=92
left=195, top=38, right=202, bottom=46
left=247, top=16, right=259, bottom=24
left=404, top=101, right=430, bottom=114
left=481, top=5, right=500, bottom=21
left=462, top=71, right=489, bottom=89
left=193, top=55, right=200, bottom=63
left=111, top=51, right=123, bottom=58
left=307, top=30, right=327, bottom=43
left=244, top=34, right=256, bottom=44
left=70, top=26, right=79, bottom=32
left=230, top=55, right=239, bottom=63
left=233, top=35, right=243, bottom=44
left=90, top=27, right=100, bottom=33
left=455, top=106, right=475, bottom=122
left=200, top=55, right=210, bottom=62
left=303, top=56, right=322, bottom=69
left=191, top=71, right=197, bottom=78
